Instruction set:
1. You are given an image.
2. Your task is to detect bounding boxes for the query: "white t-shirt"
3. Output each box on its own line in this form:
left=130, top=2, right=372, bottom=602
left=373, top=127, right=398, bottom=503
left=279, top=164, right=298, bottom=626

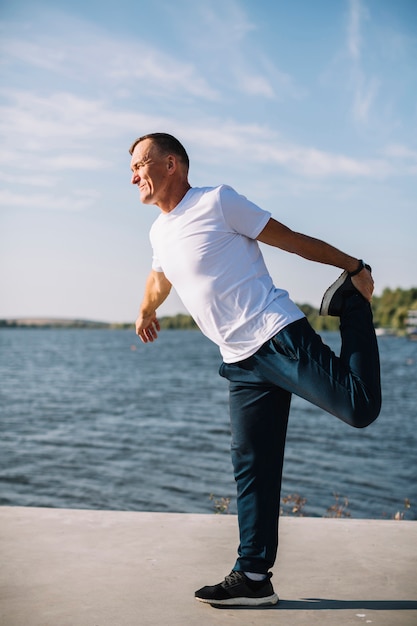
left=150, top=185, right=304, bottom=363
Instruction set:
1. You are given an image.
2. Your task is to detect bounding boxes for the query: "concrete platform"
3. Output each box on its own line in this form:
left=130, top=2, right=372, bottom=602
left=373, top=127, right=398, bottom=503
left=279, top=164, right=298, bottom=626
left=0, top=507, right=416, bottom=626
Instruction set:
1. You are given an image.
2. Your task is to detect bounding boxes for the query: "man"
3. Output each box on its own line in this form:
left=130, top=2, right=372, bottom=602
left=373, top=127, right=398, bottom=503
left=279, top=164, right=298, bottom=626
left=130, top=132, right=381, bottom=607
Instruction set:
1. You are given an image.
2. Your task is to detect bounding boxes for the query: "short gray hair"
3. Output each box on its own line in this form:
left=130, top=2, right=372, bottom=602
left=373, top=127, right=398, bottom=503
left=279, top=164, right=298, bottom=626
left=129, top=133, right=189, bottom=171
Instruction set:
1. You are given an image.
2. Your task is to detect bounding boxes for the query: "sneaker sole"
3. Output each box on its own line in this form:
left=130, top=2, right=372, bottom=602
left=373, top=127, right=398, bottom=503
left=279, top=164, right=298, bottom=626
left=195, top=592, right=279, bottom=607
left=319, top=271, right=349, bottom=316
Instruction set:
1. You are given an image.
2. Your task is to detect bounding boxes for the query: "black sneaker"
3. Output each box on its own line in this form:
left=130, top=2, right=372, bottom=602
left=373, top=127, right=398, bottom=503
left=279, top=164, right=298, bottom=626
left=195, top=570, right=279, bottom=607
left=320, top=265, right=371, bottom=317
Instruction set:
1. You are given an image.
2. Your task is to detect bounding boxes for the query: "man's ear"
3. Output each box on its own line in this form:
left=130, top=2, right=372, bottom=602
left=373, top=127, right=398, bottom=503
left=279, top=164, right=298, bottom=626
left=166, top=155, right=176, bottom=173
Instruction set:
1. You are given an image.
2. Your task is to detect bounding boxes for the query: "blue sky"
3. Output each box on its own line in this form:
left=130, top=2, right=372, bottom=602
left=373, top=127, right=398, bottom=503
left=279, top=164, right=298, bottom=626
left=1, top=0, right=416, bottom=322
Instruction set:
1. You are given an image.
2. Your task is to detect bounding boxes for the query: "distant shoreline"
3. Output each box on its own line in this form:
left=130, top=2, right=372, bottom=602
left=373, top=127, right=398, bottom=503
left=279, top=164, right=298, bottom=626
left=0, top=318, right=132, bottom=329
left=1, top=285, right=416, bottom=334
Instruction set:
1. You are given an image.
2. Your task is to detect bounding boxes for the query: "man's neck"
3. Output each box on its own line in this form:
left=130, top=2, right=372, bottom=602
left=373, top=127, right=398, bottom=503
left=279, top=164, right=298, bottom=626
left=158, top=182, right=191, bottom=214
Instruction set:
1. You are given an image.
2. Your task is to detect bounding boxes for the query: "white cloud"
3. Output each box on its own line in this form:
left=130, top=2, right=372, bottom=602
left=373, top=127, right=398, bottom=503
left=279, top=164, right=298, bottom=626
left=0, top=171, right=56, bottom=188
left=0, top=84, right=397, bottom=183
left=0, top=19, right=218, bottom=102
left=0, top=37, right=65, bottom=73
left=345, top=0, right=379, bottom=125
left=177, top=121, right=393, bottom=179
left=352, top=74, right=380, bottom=123
left=0, top=3, right=409, bottom=197
left=177, top=1, right=304, bottom=102
left=384, top=144, right=417, bottom=160
left=347, top=0, right=364, bottom=62
left=237, top=74, right=275, bottom=98
left=0, top=0, right=305, bottom=125
left=107, top=49, right=219, bottom=101
left=0, top=91, right=107, bottom=145
left=234, top=61, right=304, bottom=101
left=197, top=1, right=257, bottom=45
left=0, top=89, right=163, bottom=161
left=254, top=142, right=392, bottom=178
left=0, top=188, right=100, bottom=212
left=315, top=152, right=389, bottom=178
left=382, top=144, right=417, bottom=174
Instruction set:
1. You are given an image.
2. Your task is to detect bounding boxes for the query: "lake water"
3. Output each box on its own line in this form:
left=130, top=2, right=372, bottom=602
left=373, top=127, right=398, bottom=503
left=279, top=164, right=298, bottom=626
left=0, top=328, right=416, bottom=519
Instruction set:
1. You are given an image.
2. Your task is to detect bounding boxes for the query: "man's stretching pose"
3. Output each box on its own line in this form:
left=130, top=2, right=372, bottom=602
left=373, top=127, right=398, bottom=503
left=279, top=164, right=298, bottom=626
left=130, top=133, right=381, bottom=607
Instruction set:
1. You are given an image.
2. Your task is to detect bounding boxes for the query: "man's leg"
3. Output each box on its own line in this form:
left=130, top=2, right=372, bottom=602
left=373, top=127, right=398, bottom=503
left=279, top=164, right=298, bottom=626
left=194, top=379, right=289, bottom=606
left=257, top=293, right=382, bottom=427
left=224, top=294, right=379, bottom=429
left=339, top=294, right=381, bottom=408
left=228, top=381, right=291, bottom=573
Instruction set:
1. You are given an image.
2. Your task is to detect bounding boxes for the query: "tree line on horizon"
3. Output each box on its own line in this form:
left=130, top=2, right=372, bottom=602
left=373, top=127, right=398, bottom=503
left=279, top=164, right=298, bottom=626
left=158, top=287, right=417, bottom=334
left=1, top=287, right=416, bottom=333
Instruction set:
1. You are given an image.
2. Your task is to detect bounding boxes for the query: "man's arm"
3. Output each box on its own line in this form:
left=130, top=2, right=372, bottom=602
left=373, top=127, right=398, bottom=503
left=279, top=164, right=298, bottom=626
left=136, top=270, right=172, bottom=343
left=257, top=218, right=374, bottom=301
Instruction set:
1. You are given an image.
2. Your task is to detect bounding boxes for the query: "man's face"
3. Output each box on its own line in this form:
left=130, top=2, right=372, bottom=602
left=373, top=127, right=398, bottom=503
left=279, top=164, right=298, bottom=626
left=130, top=139, right=169, bottom=206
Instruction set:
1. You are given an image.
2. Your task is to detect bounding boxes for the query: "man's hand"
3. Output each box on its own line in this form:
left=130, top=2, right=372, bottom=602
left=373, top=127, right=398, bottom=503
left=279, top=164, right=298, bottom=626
left=135, top=270, right=172, bottom=343
left=351, top=267, right=374, bottom=302
left=136, top=312, right=161, bottom=343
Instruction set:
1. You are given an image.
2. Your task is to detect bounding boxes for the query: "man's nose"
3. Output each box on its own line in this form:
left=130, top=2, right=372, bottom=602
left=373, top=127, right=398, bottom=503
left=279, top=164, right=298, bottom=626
left=131, top=171, right=140, bottom=185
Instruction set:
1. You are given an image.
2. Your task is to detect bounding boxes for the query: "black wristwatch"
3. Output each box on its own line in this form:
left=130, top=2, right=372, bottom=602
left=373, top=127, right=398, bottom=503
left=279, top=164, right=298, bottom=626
left=348, top=259, right=366, bottom=277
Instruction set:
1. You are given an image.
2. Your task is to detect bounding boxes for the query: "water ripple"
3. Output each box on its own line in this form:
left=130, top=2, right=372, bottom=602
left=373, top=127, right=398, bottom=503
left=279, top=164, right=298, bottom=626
left=0, top=328, right=415, bottom=519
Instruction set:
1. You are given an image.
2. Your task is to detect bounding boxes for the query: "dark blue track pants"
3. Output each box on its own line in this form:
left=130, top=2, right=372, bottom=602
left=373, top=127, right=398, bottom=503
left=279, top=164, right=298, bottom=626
left=219, top=294, right=381, bottom=573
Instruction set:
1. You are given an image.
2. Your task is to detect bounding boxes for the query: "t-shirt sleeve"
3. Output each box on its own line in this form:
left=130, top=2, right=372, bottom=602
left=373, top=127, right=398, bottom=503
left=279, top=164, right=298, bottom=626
left=151, top=253, right=163, bottom=272
left=219, top=185, right=271, bottom=238
left=149, top=228, right=163, bottom=272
